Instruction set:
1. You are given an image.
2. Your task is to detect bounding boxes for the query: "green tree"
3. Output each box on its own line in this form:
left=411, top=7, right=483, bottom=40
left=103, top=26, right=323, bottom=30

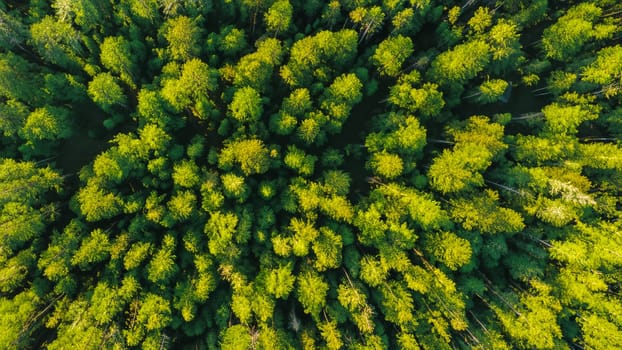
left=87, top=73, right=127, bottom=111
left=161, top=58, right=218, bottom=117
left=161, top=15, right=201, bottom=61
left=216, top=26, right=248, bottom=57
left=542, top=3, right=613, bottom=61
left=428, top=116, right=507, bottom=193
left=229, top=86, right=263, bottom=123
left=146, top=234, right=178, bottom=283
left=541, top=102, right=598, bottom=135
left=284, top=146, right=316, bottom=177
left=0, top=291, right=41, bottom=349
left=466, top=79, right=509, bottom=104
left=220, top=173, right=249, bottom=200
left=450, top=190, right=525, bottom=234
left=0, top=243, right=37, bottom=291
left=20, top=106, right=72, bottom=143
left=71, top=228, right=110, bottom=269
left=491, top=280, right=563, bottom=349
left=0, top=11, right=28, bottom=52
left=0, top=53, right=42, bottom=103
left=0, top=99, right=28, bottom=139
left=322, top=73, right=363, bottom=106
left=219, top=138, right=270, bottom=175
left=263, top=263, right=296, bottom=299
left=125, top=293, right=172, bottom=346
left=172, top=160, right=200, bottom=188
left=371, top=35, right=413, bottom=77
left=75, top=181, right=123, bottom=222
left=229, top=38, right=283, bottom=91
left=297, top=270, right=329, bottom=319
left=287, top=217, right=319, bottom=256
left=167, top=190, right=196, bottom=221
left=369, top=151, right=403, bottom=179
left=220, top=325, right=252, bottom=349
left=100, top=36, right=136, bottom=85
left=582, top=45, right=622, bottom=98
left=428, top=144, right=492, bottom=194
left=388, top=76, right=445, bottom=118
left=0, top=158, right=62, bottom=206
left=349, top=6, right=385, bottom=42
left=136, top=88, right=177, bottom=128
left=429, top=40, right=490, bottom=83
left=311, top=225, right=344, bottom=267
left=282, top=29, right=358, bottom=87
left=29, top=16, right=83, bottom=70
left=71, top=0, right=112, bottom=34
left=124, top=241, right=152, bottom=270
left=123, top=0, right=160, bottom=22
left=264, top=0, right=292, bottom=36
left=487, top=19, right=523, bottom=74
left=425, top=231, right=472, bottom=270
left=319, top=320, right=343, bottom=350
left=391, top=8, right=416, bottom=35
left=205, top=210, right=242, bottom=257
left=468, top=7, right=492, bottom=34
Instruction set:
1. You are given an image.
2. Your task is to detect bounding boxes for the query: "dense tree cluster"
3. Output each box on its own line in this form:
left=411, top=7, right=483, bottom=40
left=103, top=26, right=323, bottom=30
left=0, top=0, right=621, bottom=349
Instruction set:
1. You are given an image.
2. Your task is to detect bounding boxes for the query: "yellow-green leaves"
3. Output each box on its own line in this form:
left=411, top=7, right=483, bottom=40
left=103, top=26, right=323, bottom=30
left=87, top=73, right=126, bottom=111
left=371, top=35, right=413, bottom=77
left=219, top=138, right=270, bottom=175
left=229, top=86, right=263, bottom=123
left=161, top=16, right=201, bottom=61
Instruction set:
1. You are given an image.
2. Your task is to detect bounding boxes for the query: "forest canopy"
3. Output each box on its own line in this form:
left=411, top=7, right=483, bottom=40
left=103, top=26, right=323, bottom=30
left=1, top=0, right=621, bottom=349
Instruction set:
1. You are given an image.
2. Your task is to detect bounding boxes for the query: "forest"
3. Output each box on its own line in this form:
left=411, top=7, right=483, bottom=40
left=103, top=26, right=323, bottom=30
left=0, top=0, right=621, bottom=348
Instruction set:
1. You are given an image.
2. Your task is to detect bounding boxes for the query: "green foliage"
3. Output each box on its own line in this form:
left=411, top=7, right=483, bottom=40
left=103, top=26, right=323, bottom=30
left=388, top=74, right=445, bottom=118
left=428, top=144, right=491, bottom=193
left=450, top=190, right=525, bottom=234
left=284, top=146, right=316, bottom=177
left=369, top=151, right=403, bottom=179
left=582, top=45, right=622, bottom=98
left=20, top=106, right=72, bottom=143
left=371, top=35, right=414, bottom=77
left=29, top=16, right=82, bottom=70
left=471, top=79, right=509, bottom=104
left=542, top=3, right=613, bottom=61
left=492, top=280, right=563, bottom=349
left=146, top=234, right=178, bottom=283
left=468, top=7, right=492, bottom=34
left=220, top=324, right=251, bottom=349
left=1, top=2, right=621, bottom=349
left=429, top=116, right=507, bottom=193
left=161, top=58, right=218, bottom=115
left=264, top=0, right=293, bottom=35
left=161, top=15, right=201, bottom=61
left=429, top=40, right=490, bottom=83
left=263, top=263, right=295, bottom=299
left=297, top=269, right=329, bottom=319
left=425, top=231, right=472, bottom=270
left=219, top=138, right=270, bottom=175
left=229, top=86, right=263, bottom=123
left=76, top=182, right=123, bottom=221
left=349, top=5, right=385, bottom=42
left=216, top=26, right=248, bottom=57
left=172, top=160, right=200, bottom=188
left=87, top=73, right=127, bottom=110
left=0, top=290, right=40, bottom=348
left=220, top=173, right=248, bottom=200
left=100, top=36, right=136, bottom=85
left=0, top=53, right=43, bottom=103
left=282, top=29, right=358, bottom=87
left=71, top=228, right=110, bottom=268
